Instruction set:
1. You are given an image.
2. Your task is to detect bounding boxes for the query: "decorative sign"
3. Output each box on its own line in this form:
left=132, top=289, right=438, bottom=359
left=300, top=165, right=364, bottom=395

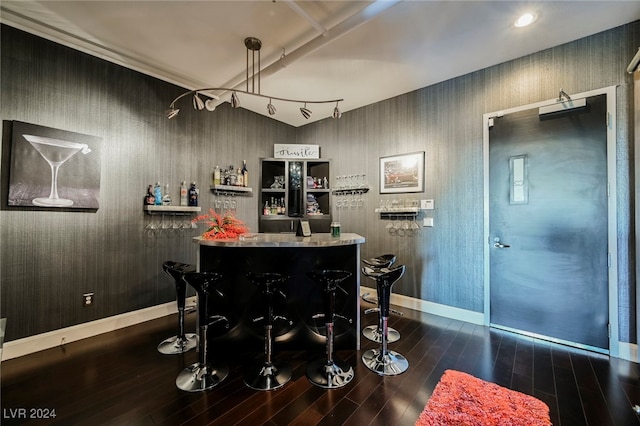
left=274, top=144, right=320, bottom=159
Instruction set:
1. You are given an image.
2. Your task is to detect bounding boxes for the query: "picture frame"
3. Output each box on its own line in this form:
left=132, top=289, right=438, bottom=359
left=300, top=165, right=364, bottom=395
left=379, top=151, right=425, bottom=194
left=7, top=121, right=103, bottom=210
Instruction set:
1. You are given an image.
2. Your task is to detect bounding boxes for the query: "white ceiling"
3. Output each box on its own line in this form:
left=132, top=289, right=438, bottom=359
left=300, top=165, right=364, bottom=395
left=2, top=1, right=640, bottom=127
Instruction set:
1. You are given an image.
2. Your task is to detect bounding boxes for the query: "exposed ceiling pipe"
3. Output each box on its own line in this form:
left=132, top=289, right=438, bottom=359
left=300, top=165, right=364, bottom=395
left=282, top=0, right=327, bottom=36
left=206, top=0, right=403, bottom=104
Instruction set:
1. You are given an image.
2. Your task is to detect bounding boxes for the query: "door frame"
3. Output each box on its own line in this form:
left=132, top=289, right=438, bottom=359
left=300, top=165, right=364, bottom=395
left=482, top=86, right=619, bottom=356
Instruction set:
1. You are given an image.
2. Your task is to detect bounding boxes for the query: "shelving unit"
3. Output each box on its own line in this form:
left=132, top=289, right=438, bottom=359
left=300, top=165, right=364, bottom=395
left=259, top=158, right=332, bottom=233
left=143, top=205, right=201, bottom=215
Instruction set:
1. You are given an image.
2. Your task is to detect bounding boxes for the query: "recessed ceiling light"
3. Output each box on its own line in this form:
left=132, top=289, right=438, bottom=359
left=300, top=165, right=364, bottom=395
left=515, top=12, right=537, bottom=27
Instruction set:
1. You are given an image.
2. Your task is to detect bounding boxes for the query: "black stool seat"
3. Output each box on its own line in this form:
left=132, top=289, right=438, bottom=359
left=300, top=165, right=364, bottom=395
left=158, top=261, right=197, bottom=355
left=305, top=270, right=354, bottom=389
left=362, top=254, right=396, bottom=269
left=244, top=272, right=292, bottom=391
left=361, top=265, right=409, bottom=376
left=176, top=271, right=229, bottom=392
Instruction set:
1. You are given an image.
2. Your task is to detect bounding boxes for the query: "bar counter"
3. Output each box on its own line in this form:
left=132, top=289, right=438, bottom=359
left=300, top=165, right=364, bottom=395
left=193, top=233, right=365, bottom=352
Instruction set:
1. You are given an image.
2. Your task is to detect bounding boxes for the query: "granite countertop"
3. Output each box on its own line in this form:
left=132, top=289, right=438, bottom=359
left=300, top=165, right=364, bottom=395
left=194, top=232, right=365, bottom=247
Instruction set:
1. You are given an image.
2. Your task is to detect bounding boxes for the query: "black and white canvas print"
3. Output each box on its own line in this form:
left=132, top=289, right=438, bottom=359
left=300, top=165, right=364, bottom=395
left=8, top=121, right=102, bottom=209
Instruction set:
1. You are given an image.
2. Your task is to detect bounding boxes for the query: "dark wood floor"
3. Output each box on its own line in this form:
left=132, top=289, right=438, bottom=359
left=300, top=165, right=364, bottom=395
left=2, top=304, right=640, bottom=425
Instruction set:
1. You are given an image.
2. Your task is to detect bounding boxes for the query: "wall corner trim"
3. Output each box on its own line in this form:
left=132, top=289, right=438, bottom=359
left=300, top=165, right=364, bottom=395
left=1, top=297, right=196, bottom=361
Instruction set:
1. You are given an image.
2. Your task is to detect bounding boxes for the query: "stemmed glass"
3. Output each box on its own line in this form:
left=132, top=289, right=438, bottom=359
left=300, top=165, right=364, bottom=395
left=23, top=134, right=91, bottom=207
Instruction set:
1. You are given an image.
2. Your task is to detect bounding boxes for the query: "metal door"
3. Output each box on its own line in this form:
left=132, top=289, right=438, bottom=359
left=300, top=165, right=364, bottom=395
left=488, top=94, right=609, bottom=351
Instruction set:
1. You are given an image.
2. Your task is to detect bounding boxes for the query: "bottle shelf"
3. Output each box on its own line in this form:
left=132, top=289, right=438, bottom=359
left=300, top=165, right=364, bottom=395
left=210, top=185, right=253, bottom=196
left=144, top=205, right=201, bottom=215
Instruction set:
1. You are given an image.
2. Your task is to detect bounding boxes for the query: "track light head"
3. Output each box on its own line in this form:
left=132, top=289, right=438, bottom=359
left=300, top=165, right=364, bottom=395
left=300, top=104, right=312, bottom=119
left=205, top=98, right=217, bottom=111
left=332, top=102, right=342, bottom=119
left=192, top=93, right=205, bottom=110
left=230, top=92, right=240, bottom=108
left=267, top=100, right=277, bottom=115
left=166, top=107, right=180, bottom=119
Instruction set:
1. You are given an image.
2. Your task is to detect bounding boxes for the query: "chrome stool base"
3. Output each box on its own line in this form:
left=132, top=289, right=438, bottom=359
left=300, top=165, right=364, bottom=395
left=157, top=334, right=197, bottom=355
left=306, top=358, right=354, bottom=389
left=362, top=348, right=409, bottom=376
left=362, top=325, right=400, bottom=344
left=176, top=362, right=229, bottom=392
left=244, top=361, right=292, bottom=391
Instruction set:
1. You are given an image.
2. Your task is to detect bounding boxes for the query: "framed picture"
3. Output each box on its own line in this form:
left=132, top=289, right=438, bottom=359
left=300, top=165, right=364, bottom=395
left=8, top=121, right=102, bottom=210
left=379, top=151, right=425, bottom=194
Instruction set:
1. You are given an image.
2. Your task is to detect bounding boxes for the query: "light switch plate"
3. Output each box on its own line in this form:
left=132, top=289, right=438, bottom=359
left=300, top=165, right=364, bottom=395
left=421, top=199, right=434, bottom=210
left=423, top=217, right=434, bottom=227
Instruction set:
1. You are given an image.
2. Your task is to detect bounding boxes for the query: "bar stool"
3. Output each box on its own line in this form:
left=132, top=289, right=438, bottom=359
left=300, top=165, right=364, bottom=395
left=305, top=270, right=354, bottom=389
left=176, top=271, right=230, bottom=392
left=158, top=261, right=197, bottom=354
left=244, top=272, right=292, bottom=391
left=361, top=265, right=409, bottom=376
left=361, top=254, right=402, bottom=344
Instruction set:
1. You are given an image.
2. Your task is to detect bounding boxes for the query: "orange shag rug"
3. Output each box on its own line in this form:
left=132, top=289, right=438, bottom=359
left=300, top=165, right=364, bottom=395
left=415, top=370, right=552, bottom=426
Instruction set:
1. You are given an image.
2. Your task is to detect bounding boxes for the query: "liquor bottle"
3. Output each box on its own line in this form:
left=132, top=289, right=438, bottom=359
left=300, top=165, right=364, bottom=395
left=213, top=165, right=221, bottom=186
left=162, top=183, right=172, bottom=206
left=263, top=200, right=270, bottom=216
left=188, top=182, right=199, bottom=206
left=144, top=184, right=155, bottom=205
left=241, top=160, right=249, bottom=187
left=228, top=165, right=237, bottom=186
left=237, top=168, right=244, bottom=187
left=153, top=182, right=162, bottom=205
left=180, top=181, right=188, bottom=206
left=270, top=197, right=277, bottom=215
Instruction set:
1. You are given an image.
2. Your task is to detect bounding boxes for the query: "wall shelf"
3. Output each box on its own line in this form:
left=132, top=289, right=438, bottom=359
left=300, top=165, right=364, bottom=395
left=375, top=206, right=420, bottom=218
left=332, top=187, right=370, bottom=195
left=144, top=205, right=201, bottom=215
left=210, top=185, right=253, bottom=196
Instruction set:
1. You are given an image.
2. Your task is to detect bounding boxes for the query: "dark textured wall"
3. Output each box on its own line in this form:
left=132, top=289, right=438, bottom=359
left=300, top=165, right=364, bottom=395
left=1, top=21, right=639, bottom=344
left=296, top=21, right=640, bottom=343
left=0, top=25, right=295, bottom=341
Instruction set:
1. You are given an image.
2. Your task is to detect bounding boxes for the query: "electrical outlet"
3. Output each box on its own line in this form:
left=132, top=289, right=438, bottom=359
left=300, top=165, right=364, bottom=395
left=83, top=292, right=94, bottom=307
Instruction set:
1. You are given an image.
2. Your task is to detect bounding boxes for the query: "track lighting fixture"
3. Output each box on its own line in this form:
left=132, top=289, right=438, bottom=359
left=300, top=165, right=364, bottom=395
left=230, top=92, right=240, bottom=108
left=267, top=99, right=277, bottom=115
left=300, top=103, right=312, bottom=119
left=333, top=102, right=342, bottom=119
left=192, top=92, right=205, bottom=110
left=166, top=37, right=343, bottom=121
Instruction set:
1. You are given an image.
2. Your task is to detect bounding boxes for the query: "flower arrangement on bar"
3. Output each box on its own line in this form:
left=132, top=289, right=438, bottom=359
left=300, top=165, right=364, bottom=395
left=192, top=208, right=249, bottom=240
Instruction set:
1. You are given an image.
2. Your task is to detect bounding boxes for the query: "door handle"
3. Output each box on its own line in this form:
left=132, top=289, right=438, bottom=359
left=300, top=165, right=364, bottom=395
left=493, top=237, right=510, bottom=248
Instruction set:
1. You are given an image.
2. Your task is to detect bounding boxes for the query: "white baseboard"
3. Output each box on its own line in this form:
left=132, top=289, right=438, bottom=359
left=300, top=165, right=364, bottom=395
left=618, top=342, right=639, bottom=363
left=360, top=288, right=639, bottom=363
left=1, top=297, right=196, bottom=361
left=5, top=293, right=638, bottom=364
left=360, top=288, right=484, bottom=325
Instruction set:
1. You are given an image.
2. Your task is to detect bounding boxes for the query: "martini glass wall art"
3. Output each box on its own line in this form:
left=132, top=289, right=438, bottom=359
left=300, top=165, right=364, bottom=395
left=23, top=134, right=91, bottom=207
left=8, top=121, right=102, bottom=210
